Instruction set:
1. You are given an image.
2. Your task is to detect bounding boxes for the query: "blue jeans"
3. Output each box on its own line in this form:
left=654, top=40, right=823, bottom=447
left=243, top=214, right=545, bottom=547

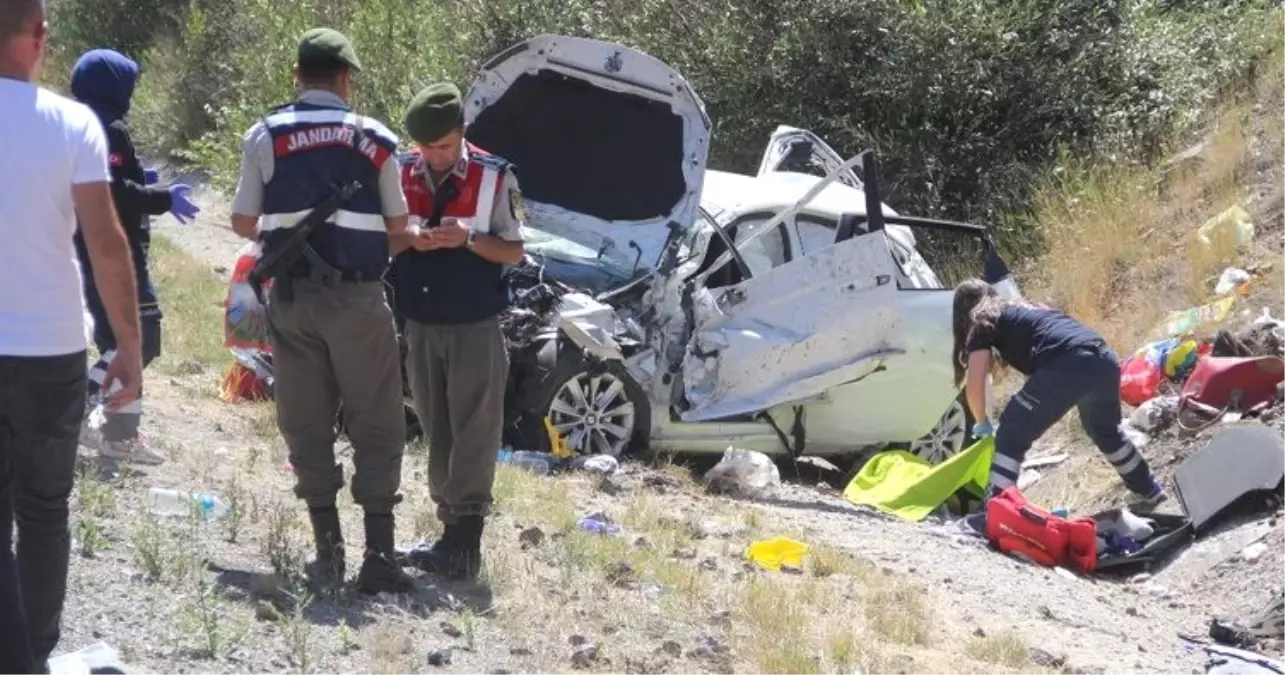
left=0, top=351, right=88, bottom=673
left=990, top=344, right=1154, bottom=496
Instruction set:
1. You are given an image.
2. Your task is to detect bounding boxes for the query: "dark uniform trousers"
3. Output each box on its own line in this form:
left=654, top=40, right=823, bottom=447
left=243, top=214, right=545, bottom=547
left=404, top=317, right=508, bottom=524
left=268, top=279, right=406, bottom=514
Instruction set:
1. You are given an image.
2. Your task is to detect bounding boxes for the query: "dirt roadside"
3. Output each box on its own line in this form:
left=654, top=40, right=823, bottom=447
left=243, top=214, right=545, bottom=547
left=41, top=189, right=1256, bottom=675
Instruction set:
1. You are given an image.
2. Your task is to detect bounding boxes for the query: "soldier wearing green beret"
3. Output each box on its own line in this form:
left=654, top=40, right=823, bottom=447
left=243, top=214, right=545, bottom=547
left=389, top=82, right=526, bottom=581
left=230, top=27, right=415, bottom=595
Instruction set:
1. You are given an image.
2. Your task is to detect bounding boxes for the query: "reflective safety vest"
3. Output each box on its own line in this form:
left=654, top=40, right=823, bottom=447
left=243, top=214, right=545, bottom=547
left=259, top=101, right=399, bottom=280
left=390, top=145, right=511, bottom=325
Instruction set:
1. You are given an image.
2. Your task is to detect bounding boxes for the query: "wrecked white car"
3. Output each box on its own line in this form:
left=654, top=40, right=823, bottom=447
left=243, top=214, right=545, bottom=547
left=462, top=35, right=1021, bottom=464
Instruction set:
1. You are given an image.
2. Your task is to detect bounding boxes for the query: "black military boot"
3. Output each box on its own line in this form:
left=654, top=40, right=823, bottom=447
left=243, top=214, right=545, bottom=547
left=444, top=516, right=485, bottom=582
left=396, top=523, right=457, bottom=574
left=303, top=506, right=345, bottom=594
left=356, top=513, right=415, bottom=595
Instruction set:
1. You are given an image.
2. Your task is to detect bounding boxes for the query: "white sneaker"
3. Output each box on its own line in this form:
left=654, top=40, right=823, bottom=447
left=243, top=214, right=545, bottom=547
left=99, top=437, right=166, bottom=466
left=79, top=421, right=101, bottom=451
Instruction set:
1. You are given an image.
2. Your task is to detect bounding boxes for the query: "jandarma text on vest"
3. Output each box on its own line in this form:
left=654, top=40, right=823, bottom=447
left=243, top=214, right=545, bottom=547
left=274, top=125, right=382, bottom=162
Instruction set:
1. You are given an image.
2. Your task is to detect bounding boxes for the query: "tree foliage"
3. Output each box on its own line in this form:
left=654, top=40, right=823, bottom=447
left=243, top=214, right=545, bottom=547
left=43, top=0, right=1281, bottom=253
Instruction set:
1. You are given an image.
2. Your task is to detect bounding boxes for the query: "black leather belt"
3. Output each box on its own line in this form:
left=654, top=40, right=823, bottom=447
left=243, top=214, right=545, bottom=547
left=286, top=266, right=372, bottom=284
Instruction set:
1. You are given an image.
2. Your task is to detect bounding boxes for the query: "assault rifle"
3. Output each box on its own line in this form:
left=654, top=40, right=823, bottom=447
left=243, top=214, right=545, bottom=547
left=248, top=178, right=364, bottom=305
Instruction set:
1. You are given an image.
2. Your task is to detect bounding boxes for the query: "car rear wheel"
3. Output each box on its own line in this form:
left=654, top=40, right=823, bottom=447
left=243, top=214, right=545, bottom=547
left=908, top=395, right=974, bottom=465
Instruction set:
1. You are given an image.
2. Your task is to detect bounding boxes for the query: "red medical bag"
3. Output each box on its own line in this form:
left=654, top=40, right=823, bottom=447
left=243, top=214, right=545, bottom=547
left=986, top=487, right=1098, bottom=573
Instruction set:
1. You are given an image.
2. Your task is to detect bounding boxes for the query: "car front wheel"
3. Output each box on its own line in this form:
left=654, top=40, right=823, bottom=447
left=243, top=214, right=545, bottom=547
left=907, top=395, right=975, bottom=465
left=515, top=337, right=651, bottom=458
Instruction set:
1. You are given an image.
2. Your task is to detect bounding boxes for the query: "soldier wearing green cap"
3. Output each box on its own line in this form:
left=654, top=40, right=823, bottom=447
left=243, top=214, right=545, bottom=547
left=388, top=82, right=526, bottom=581
left=229, top=27, right=416, bottom=596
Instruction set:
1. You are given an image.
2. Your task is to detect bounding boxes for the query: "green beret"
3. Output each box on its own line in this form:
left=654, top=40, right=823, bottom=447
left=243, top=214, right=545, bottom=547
left=404, top=82, right=464, bottom=144
left=297, top=28, right=361, bottom=71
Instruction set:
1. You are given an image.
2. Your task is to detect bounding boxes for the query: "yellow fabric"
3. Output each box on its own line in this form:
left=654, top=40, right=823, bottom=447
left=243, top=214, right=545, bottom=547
left=843, top=437, right=995, bottom=522
left=745, top=537, right=810, bottom=571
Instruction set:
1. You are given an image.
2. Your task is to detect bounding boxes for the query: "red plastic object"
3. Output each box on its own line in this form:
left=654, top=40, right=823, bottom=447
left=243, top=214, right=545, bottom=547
left=1121, top=356, right=1163, bottom=406
left=986, top=487, right=1098, bottom=573
left=1180, top=356, right=1285, bottom=413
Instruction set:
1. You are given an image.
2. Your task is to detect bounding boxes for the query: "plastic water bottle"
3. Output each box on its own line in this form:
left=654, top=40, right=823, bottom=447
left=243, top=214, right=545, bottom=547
left=512, top=450, right=555, bottom=475
left=147, top=488, right=229, bottom=520
left=496, top=449, right=555, bottom=476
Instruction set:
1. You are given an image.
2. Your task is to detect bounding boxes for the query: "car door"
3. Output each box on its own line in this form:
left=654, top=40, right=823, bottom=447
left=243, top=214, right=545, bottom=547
left=757, top=126, right=863, bottom=191
left=679, top=228, right=905, bottom=422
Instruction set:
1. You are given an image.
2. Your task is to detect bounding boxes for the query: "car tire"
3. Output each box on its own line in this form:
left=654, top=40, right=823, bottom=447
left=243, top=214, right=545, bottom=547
left=907, top=394, right=976, bottom=465
left=512, top=337, right=651, bottom=458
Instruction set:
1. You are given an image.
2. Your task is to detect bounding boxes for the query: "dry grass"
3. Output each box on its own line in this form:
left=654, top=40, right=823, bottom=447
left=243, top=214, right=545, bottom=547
left=1014, top=42, right=1284, bottom=508
left=1033, top=103, right=1254, bottom=354
left=966, top=630, right=1033, bottom=669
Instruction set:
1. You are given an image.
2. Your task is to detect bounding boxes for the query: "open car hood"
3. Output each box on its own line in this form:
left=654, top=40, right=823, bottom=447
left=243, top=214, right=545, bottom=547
left=464, top=35, right=711, bottom=273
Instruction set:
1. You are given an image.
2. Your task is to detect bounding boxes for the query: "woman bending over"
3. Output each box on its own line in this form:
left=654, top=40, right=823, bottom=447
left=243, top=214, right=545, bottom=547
left=952, top=279, right=1166, bottom=507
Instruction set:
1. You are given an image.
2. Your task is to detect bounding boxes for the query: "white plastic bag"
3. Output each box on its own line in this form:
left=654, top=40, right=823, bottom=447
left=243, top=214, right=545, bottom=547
left=703, top=446, right=781, bottom=498
left=225, top=241, right=271, bottom=351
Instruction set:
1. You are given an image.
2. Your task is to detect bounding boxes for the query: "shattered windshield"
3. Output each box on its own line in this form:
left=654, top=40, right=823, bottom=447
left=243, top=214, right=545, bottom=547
left=521, top=225, right=635, bottom=279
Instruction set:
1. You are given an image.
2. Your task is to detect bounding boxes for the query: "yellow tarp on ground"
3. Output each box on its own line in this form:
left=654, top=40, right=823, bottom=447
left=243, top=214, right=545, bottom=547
left=842, top=437, right=995, bottom=522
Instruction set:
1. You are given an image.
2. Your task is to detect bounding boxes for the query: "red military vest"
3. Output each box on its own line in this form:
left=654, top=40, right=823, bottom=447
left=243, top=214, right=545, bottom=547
left=399, top=143, right=507, bottom=232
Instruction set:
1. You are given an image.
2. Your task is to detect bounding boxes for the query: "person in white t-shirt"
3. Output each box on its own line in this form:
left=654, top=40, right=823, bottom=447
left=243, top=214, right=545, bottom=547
left=0, top=0, right=145, bottom=671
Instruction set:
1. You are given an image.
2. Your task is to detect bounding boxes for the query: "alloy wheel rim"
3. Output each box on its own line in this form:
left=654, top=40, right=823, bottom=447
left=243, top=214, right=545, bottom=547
left=548, top=372, right=636, bottom=457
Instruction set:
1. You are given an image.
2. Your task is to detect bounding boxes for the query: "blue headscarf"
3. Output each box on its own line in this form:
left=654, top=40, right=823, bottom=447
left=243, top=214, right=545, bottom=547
left=70, top=49, right=140, bottom=123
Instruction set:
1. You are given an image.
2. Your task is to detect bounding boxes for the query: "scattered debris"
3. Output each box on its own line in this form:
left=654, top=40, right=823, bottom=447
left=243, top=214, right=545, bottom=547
left=686, top=635, right=727, bottom=660
left=1022, top=453, right=1069, bottom=470
left=427, top=648, right=453, bottom=667
left=1240, top=542, right=1269, bottom=563
left=571, top=642, right=601, bottom=669
left=1030, top=647, right=1067, bottom=668
left=606, top=561, right=636, bottom=586
left=518, top=526, right=546, bottom=549
left=577, top=512, right=622, bottom=536
left=1204, top=644, right=1285, bottom=675
left=48, top=642, right=125, bottom=675
left=1196, top=204, right=1256, bottom=249
left=703, top=447, right=781, bottom=499
left=572, top=454, right=620, bottom=476
left=744, top=537, right=809, bottom=571
left=1216, top=268, right=1253, bottom=295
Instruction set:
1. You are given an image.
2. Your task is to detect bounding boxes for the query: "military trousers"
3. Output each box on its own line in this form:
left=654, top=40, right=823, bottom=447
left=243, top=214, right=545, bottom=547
left=267, top=279, right=406, bottom=514
left=404, top=317, right=508, bottom=524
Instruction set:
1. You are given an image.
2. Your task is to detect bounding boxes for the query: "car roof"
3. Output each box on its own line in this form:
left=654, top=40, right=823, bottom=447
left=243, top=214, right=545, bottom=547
left=699, top=169, right=893, bottom=223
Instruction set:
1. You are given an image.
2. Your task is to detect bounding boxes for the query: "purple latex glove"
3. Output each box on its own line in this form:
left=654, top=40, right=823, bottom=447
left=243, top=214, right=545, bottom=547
left=168, top=184, right=200, bottom=224
left=144, top=168, right=159, bottom=185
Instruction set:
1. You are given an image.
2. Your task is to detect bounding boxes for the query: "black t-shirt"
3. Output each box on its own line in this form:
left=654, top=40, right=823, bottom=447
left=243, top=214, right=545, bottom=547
left=964, top=304, right=1103, bottom=375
